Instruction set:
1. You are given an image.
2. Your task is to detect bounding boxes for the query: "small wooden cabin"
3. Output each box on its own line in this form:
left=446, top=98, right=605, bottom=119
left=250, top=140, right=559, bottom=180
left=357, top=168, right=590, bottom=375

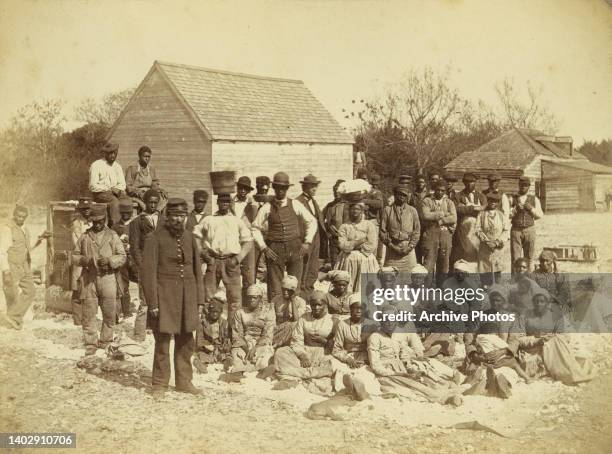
left=107, top=61, right=354, bottom=212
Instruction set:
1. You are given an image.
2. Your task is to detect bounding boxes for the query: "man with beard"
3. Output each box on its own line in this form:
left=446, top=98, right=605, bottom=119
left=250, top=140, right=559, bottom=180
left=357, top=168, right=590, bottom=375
left=185, top=190, right=208, bottom=232
left=194, top=192, right=253, bottom=330
left=0, top=205, right=50, bottom=330
left=89, top=142, right=126, bottom=226
left=72, top=203, right=126, bottom=354
left=141, top=198, right=205, bottom=398
left=251, top=172, right=316, bottom=301
left=296, top=174, right=326, bottom=296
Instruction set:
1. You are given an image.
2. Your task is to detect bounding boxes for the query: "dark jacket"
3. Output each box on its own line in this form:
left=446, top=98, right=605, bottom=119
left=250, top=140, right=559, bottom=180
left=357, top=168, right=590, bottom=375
left=129, top=213, right=162, bottom=269
left=141, top=226, right=205, bottom=334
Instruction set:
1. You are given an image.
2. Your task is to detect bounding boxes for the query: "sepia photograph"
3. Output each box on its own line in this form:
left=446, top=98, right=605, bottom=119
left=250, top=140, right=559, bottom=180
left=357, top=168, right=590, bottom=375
left=0, top=0, right=611, bottom=452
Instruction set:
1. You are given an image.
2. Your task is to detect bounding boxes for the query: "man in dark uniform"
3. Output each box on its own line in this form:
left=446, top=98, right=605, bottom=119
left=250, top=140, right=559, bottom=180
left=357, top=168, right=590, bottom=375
left=185, top=190, right=208, bottom=232
left=296, top=174, right=326, bottom=296
left=252, top=172, right=316, bottom=301
left=141, top=198, right=205, bottom=398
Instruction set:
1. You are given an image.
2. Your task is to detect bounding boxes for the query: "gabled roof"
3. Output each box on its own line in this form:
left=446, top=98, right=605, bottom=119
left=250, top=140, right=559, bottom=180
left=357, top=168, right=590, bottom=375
left=546, top=160, right=612, bottom=175
left=445, top=128, right=582, bottom=171
left=147, top=61, right=353, bottom=144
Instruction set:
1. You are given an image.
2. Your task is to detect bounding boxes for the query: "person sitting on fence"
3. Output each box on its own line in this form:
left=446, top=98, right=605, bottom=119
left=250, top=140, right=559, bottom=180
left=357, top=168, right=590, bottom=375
left=125, top=146, right=167, bottom=212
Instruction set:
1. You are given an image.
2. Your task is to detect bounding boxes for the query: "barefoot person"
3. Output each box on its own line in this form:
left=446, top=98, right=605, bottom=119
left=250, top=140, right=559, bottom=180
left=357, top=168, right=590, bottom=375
left=141, top=198, right=205, bottom=398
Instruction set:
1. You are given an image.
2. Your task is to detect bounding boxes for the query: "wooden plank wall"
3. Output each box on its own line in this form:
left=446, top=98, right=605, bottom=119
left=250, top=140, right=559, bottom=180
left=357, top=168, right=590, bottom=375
left=541, top=161, right=595, bottom=211
left=110, top=69, right=213, bottom=213
left=212, top=142, right=353, bottom=208
left=443, top=168, right=525, bottom=195
left=594, top=175, right=612, bottom=210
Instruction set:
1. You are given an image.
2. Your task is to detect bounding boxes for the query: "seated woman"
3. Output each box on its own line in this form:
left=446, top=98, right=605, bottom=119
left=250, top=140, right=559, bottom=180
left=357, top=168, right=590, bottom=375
left=532, top=250, right=571, bottom=314
left=271, top=275, right=308, bottom=348
left=508, top=288, right=596, bottom=384
left=331, top=298, right=380, bottom=399
left=463, top=285, right=532, bottom=398
left=335, top=198, right=380, bottom=294
left=323, top=270, right=353, bottom=318
left=273, top=291, right=339, bottom=395
left=230, top=286, right=276, bottom=372
left=194, top=298, right=231, bottom=373
left=367, top=304, right=464, bottom=405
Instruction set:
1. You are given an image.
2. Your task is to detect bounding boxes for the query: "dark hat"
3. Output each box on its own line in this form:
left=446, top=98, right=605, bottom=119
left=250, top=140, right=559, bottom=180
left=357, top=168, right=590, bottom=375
left=143, top=189, right=160, bottom=202
left=166, top=198, right=188, bottom=215
left=101, top=142, right=119, bottom=153
left=443, top=174, right=458, bottom=182
left=519, top=176, right=531, bottom=185
left=255, top=176, right=271, bottom=187
left=236, top=176, right=254, bottom=191
left=369, top=173, right=381, bottom=184
left=433, top=180, right=446, bottom=190
left=463, top=172, right=478, bottom=182
left=217, top=193, right=232, bottom=202
left=272, top=172, right=293, bottom=187
left=119, top=198, right=133, bottom=213
left=486, top=192, right=501, bottom=201
left=90, top=203, right=107, bottom=221
left=393, top=184, right=412, bottom=196
left=300, top=174, right=321, bottom=185
left=487, top=172, right=501, bottom=181
left=193, top=189, right=209, bottom=201
left=398, top=174, right=412, bottom=183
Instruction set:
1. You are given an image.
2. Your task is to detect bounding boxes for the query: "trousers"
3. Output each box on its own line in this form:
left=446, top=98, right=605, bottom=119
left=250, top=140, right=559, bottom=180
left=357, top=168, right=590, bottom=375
left=204, top=256, right=242, bottom=322
left=301, top=231, right=320, bottom=296
left=265, top=239, right=303, bottom=302
left=422, top=227, right=453, bottom=287
left=510, top=226, right=536, bottom=271
left=81, top=274, right=117, bottom=347
left=4, top=261, right=35, bottom=327
left=152, top=330, right=194, bottom=389
left=92, top=191, right=121, bottom=226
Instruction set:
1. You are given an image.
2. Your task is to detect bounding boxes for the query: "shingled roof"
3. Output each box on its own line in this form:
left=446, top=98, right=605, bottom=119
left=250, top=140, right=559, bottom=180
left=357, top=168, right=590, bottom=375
left=149, top=61, right=352, bottom=144
left=445, top=128, right=583, bottom=171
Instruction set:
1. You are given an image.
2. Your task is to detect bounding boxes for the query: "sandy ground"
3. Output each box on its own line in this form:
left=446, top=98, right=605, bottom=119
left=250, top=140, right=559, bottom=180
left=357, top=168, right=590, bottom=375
left=1, top=207, right=612, bottom=453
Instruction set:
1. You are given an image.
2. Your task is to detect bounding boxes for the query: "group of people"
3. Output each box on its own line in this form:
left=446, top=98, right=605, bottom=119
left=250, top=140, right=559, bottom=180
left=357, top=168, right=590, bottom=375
left=0, top=141, right=606, bottom=404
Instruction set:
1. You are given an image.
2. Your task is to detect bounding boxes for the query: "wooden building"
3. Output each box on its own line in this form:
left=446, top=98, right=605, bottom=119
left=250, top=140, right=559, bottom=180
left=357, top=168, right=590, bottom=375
left=107, top=61, right=354, bottom=211
left=444, top=128, right=586, bottom=202
left=541, top=160, right=612, bottom=211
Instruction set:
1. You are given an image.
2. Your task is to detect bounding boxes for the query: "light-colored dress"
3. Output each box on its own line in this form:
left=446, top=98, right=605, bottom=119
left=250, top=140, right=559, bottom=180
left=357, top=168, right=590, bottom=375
left=230, top=304, right=276, bottom=372
left=335, top=219, right=380, bottom=294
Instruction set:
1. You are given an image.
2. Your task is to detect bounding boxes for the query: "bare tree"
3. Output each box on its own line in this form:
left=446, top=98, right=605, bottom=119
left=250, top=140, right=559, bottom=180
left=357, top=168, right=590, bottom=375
left=74, top=87, right=135, bottom=126
left=495, top=78, right=559, bottom=133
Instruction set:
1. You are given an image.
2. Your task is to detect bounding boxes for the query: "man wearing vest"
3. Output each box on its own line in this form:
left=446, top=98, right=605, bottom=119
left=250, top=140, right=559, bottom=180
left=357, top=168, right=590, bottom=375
left=185, top=190, right=209, bottom=233
left=72, top=203, right=126, bottom=354
left=251, top=172, right=317, bottom=301
left=296, top=174, right=326, bottom=296
left=0, top=205, right=49, bottom=330
left=510, top=176, right=543, bottom=272
left=194, top=192, right=253, bottom=327
left=233, top=176, right=259, bottom=300
left=483, top=172, right=511, bottom=228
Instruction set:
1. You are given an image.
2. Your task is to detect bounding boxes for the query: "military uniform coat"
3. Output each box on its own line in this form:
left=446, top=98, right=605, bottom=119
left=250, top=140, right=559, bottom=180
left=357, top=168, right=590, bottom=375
left=141, top=226, right=204, bottom=334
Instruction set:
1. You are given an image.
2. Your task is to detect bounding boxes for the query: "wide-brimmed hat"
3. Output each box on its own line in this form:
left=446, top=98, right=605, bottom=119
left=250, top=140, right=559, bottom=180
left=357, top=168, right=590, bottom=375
left=272, top=172, right=293, bottom=187
left=300, top=174, right=321, bottom=185
left=237, top=176, right=254, bottom=191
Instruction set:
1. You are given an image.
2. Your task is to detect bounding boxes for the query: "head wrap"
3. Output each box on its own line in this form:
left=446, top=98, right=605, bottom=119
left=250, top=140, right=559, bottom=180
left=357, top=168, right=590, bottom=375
left=327, top=269, right=351, bottom=284
left=531, top=286, right=550, bottom=302
left=308, top=290, right=328, bottom=305
left=281, top=275, right=298, bottom=291
left=453, top=259, right=473, bottom=273
left=539, top=250, right=557, bottom=261
left=348, top=293, right=362, bottom=308
left=246, top=285, right=264, bottom=297
left=487, top=284, right=509, bottom=303
left=411, top=264, right=428, bottom=275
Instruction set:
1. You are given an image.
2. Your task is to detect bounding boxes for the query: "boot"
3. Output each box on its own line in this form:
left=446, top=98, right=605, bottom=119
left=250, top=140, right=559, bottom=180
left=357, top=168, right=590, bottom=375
left=175, top=382, right=203, bottom=395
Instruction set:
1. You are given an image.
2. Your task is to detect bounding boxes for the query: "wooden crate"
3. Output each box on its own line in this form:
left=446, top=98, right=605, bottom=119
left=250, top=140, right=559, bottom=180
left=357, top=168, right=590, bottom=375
left=543, top=245, right=598, bottom=263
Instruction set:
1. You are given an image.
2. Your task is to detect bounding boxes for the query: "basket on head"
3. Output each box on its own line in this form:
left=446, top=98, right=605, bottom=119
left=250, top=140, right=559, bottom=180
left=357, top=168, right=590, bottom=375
left=210, top=171, right=236, bottom=195
left=343, top=191, right=367, bottom=203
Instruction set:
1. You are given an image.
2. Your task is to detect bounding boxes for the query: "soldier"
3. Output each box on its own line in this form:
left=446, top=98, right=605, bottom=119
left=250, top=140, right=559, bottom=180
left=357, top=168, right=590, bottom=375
left=141, top=198, right=205, bottom=398
left=0, top=205, right=49, bottom=330
left=185, top=190, right=209, bottom=232
left=509, top=176, right=543, bottom=272
left=296, top=174, right=326, bottom=296
left=251, top=172, right=317, bottom=301
left=72, top=203, right=126, bottom=355
left=70, top=197, right=93, bottom=326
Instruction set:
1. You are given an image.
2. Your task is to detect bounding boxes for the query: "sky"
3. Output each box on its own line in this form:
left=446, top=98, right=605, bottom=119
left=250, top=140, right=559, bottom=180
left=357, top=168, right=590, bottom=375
left=0, top=0, right=610, bottom=145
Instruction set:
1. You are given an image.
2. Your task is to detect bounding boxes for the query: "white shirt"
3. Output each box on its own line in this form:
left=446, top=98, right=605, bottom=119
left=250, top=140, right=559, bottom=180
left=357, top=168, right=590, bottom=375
left=0, top=222, right=31, bottom=272
left=193, top=212, right=253, bottom=256
left=513, top=194, right=543, bottom=220
left=89, top=159, right=126, bottom=193
left=251, top=198, right=317, bottom=249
